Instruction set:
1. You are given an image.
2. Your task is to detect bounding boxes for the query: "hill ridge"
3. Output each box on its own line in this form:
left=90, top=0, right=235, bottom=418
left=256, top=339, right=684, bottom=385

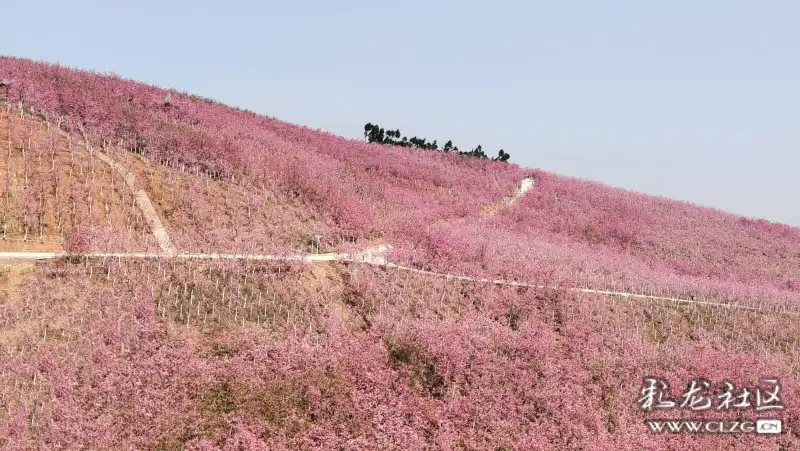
left=2, top=56, right=800, bottom=450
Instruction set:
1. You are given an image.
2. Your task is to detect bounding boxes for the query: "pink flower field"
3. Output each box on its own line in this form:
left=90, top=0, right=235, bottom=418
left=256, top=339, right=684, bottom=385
left=0, top=56, right=798, bottom=449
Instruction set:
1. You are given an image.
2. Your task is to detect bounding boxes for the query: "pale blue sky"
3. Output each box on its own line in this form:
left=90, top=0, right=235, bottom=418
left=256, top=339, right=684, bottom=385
left=5, top=0, right=799, bottom=225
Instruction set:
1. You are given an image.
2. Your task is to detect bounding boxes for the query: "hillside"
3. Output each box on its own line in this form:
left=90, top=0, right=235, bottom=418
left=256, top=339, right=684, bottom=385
left=0, top=56, right=799, bottom=450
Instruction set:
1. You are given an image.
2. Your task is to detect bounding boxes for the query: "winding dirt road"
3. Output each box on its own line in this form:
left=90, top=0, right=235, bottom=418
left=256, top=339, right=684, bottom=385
left=0, top=110, right=772, bottom=315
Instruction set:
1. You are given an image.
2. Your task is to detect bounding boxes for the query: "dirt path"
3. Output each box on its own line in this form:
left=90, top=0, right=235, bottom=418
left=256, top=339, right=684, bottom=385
left=78, top=130, right=177, bottom=255
left=0, top=245, right=776, bottom=314
left=481, top=176, right=535, bottom=216
left=0, top=244, right=394, bottom=263
left=378, top=261, right=766, bottom=313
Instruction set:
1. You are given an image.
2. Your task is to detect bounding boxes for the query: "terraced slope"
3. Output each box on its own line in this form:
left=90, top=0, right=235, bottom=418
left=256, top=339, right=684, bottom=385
left=0, top=56, right=799, bottom=450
